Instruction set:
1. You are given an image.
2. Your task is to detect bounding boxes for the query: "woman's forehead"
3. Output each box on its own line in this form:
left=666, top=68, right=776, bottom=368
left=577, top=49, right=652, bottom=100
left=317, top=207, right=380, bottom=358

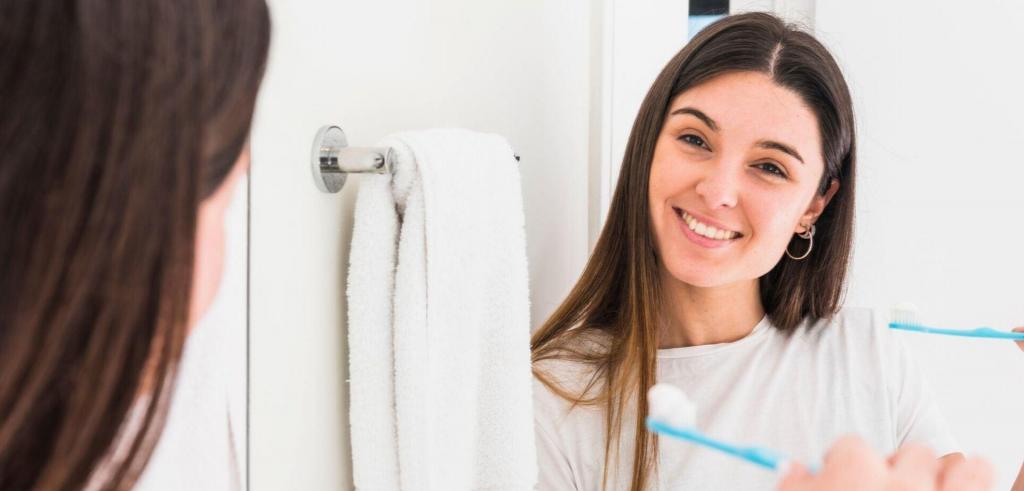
left=666, top=71, right=821, bottom=155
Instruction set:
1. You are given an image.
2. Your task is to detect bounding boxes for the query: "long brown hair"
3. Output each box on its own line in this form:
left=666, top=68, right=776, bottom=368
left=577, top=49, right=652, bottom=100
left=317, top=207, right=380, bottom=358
left=0, top=1, right=269, bottom=489
left=532, top=12, right=856, bottom=490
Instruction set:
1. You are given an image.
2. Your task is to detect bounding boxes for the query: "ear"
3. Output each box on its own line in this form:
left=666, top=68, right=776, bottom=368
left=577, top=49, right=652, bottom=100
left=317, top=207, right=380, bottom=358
left=796, top=179, right=840, bottom=234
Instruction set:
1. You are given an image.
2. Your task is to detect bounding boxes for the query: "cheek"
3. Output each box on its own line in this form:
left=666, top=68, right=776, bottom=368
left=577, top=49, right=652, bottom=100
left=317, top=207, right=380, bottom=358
left=188, top=204, right=228, bottom=330
left=648, top=156, right=684, bottom=250
left=648, top=144, right=696, bottom=217
left=745, top=194, right=805, bottom=255
left=187, top=160, right=245, bottom=330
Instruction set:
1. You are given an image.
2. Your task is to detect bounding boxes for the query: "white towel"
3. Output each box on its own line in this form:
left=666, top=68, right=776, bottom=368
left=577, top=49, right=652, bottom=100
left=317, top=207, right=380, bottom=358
left=347, top=128, right=537, bottom=490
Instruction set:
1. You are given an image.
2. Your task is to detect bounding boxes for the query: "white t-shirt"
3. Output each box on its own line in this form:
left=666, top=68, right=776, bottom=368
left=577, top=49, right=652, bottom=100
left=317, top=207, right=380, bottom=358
left=533, top=307, right=958, bottom=490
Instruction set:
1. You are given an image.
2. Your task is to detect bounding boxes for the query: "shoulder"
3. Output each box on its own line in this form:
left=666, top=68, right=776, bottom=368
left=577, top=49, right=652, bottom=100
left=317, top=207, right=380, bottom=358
left=531, top=353, right=612, bottom=491
left=531, top=329, right=610, bottom=431
left=803, top=306, right=882, bottom=332
left=799, top=306, right=890, bottom=344
left=788, top=307, right=899, bottom=367
left=532, top=328, right=610, bottom=399
left=532, top=357, right=601, bottom=421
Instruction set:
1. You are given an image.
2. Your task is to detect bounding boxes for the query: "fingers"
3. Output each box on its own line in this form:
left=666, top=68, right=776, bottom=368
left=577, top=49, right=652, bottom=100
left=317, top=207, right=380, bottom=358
left=822, top=435, right=885, bottom=473
left=888, top=444, right=939, bottom=491
left=776, top=436, right=994, bottom=491
left=776, top=462, right=812, bottom=491
left=934, top=453, right=965, bottom=477
left=776, top=436, right=881, bottom=491
left=816, top=435, right=886, bottom=490
left=938, top=456, right=993, bottom=491
left=1013, top=327, right=1024, bottom=352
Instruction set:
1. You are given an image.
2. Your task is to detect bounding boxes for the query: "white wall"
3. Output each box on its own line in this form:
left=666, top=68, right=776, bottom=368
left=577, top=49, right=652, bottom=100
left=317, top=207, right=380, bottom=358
left=249, top=1, right=593, bottom=488
left=815, top=2, right=1024, bottom=488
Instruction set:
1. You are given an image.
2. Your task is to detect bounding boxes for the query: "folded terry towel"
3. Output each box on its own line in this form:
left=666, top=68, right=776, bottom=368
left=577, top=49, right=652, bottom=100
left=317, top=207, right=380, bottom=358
left=347, top=128, right=537, bottom=490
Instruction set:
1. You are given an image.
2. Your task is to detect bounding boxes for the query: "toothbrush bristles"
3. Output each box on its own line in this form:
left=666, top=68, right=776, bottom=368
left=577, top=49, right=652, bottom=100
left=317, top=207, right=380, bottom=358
left=647, top=383, right=697, bottom=428
left=890, top=302, right=920, bottom=326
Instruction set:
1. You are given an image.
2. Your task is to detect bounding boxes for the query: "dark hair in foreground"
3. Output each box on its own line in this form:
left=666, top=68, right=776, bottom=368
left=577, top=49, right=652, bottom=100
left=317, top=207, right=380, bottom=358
left=531, top=12, right=856, bottom=491
left=0, top=1, right=269, bottom=488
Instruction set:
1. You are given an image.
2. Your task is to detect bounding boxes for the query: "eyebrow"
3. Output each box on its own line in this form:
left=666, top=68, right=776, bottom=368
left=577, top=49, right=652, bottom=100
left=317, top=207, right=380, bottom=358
left=669, top=106, right=805, bottom=164
left=757, top=140, right=804, bottom=164
left=669, top=107, right=718, bottom=131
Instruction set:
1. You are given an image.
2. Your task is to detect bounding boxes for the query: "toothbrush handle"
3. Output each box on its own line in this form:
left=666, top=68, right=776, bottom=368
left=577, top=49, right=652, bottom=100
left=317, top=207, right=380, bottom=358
left=890, top=323, right=1024, bottom=340
left=739, top=446, right=788, bottom=470
left=646, top=418, right=787, bottom=471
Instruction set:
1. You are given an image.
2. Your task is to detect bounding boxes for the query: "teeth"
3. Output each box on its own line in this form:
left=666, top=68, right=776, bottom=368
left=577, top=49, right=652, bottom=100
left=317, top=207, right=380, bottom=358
left=679, top=210, right=739, bottom=241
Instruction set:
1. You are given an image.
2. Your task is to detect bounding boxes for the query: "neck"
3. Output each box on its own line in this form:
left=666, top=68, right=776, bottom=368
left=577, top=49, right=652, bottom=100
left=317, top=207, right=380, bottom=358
left=657, top=270, right=765, bottom=348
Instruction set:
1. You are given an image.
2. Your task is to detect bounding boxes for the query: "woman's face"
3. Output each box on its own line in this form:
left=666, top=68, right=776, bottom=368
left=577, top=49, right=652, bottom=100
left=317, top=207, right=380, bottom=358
left=648, top=71, right=838, bottom=288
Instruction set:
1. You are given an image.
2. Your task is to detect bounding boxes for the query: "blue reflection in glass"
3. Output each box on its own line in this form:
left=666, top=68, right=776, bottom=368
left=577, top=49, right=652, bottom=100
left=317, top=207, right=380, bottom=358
left=688, top=14, right=727, bottom=41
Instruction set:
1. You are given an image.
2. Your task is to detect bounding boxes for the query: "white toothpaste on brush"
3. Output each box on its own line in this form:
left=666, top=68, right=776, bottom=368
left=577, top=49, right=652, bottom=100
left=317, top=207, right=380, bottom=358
left=647, top=383, right=800, bottom=478
left=647, top=383, right=697, bottom=428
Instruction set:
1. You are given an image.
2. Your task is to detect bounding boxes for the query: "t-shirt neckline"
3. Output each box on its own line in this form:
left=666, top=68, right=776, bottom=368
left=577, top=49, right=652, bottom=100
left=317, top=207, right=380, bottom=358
left=656, top=314, right=772, bottom=359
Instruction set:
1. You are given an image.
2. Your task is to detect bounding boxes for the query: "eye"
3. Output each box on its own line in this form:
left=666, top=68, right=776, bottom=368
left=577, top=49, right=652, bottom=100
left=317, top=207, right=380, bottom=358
left=754, top=162, right=788, bottom=179
left=678, top=134, right=710, bottom=150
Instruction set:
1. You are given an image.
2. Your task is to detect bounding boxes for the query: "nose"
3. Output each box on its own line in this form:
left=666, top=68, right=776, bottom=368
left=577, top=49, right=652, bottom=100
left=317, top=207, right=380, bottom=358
left=694, top=162, right=739, bottom=209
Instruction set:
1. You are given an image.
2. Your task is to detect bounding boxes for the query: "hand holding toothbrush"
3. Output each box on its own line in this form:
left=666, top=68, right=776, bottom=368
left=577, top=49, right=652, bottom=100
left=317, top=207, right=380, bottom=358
left=777, top=436, right=992, bottom=491
left=646, top=383, right=993, bottom=491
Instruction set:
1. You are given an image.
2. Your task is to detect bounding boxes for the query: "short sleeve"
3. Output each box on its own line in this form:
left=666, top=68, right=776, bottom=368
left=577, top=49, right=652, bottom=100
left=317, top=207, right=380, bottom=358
left=877, top=311, right=960, bottom=457
left=532, top=369, right=580, bottom=490
left=534, top=413, right=577, bottom=490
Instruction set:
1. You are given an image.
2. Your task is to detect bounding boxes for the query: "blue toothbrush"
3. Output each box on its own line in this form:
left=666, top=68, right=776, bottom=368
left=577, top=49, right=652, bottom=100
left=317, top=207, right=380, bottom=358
left=645, top=384, right=816, bottom=474
left=889, top=304, right=1024, bottom=340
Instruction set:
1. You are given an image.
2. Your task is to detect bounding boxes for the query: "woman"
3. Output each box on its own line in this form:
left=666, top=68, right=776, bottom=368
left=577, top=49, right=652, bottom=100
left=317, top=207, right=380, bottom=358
left=0, top=1, right=269, bottom=489
left=531, top=12, right=990, bottom=490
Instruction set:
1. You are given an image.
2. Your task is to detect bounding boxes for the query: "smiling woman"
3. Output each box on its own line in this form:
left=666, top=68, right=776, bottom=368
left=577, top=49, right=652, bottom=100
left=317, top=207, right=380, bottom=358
left=529, top=11, right=976, bottom=491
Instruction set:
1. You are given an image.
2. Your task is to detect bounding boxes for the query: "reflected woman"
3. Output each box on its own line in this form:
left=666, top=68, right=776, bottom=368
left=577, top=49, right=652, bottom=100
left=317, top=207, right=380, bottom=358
left=531, top=12, right=989, bottom=490
left=0, top=1, right=268, bottom=489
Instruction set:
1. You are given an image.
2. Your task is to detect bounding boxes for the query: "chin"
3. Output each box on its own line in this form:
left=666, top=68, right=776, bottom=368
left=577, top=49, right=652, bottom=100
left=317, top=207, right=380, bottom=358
left=662, top=260, right=731, bottom=288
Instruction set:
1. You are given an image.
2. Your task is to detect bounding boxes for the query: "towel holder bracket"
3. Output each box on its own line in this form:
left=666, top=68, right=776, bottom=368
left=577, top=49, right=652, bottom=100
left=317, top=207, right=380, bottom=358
left=311, top=124, right=520, bottom=193
left=311, top=125, right=391, bottom=193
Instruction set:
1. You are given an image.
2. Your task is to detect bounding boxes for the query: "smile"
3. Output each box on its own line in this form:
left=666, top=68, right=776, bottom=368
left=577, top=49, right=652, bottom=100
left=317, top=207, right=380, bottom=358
left=674, top=208, right=742, bottom=242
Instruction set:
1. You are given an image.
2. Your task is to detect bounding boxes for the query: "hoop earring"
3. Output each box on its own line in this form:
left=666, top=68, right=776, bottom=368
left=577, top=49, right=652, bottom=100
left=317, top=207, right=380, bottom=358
left=785, top=224, right=815, bottom=261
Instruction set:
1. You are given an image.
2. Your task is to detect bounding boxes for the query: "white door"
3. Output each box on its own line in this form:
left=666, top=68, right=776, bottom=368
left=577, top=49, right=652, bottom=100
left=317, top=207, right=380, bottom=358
left=249, top=1, right=595, bottom=488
